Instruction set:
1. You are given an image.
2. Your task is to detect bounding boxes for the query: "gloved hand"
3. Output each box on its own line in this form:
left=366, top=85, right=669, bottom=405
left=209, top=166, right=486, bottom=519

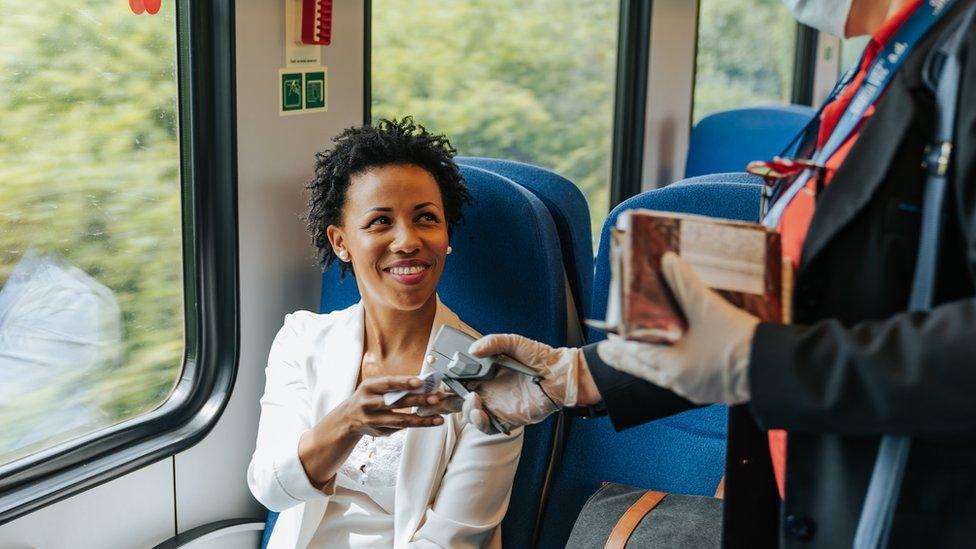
left=598, top=251, right=758, bottom=405
left=460, top=334, right=585, bottom=434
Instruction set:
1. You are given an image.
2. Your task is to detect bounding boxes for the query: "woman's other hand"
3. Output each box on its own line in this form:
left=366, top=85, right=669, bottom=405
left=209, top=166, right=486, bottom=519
left=298, top=375, right=447, bottom=490
left=339, top=375, right=448, bottom=436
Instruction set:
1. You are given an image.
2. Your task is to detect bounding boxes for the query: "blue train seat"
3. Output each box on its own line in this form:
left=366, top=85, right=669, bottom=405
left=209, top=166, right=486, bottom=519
left=684, top=105, right=817, bottom=178
left=670, top=171, right=764, bottom=187
left=263, top=165, right=568, bottom=548
left=456, top=157, right=593, bottom=336
left=535, top=181, right=764, bottom=548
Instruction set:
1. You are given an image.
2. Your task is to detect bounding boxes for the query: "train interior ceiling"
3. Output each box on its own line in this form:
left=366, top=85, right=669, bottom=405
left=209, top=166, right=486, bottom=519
left=0, top=0, right=866, bottom=547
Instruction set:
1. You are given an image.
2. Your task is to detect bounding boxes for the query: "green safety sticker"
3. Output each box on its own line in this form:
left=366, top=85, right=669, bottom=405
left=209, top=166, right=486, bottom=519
left=304, top=71, right=327, bottom=110
left=281, top=72, right=303, bottom=112
left=279, top=67, right=328, bottom=115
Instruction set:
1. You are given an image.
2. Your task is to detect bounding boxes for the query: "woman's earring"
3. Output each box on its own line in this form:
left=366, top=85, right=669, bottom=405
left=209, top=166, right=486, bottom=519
left=337, top=250, right=350, bottom=262
left=446, top=246, right=453, bottom=255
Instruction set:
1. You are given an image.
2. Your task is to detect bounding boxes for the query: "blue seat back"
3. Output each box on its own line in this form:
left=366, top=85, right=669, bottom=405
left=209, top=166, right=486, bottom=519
left=684, top=105, right=817, bottom=178
left=536, top=181, right=763, bottom=548
left=457, top=157, right=594, bottom=326
left=312, top=165, right=567, bottom=548
left=670, top=171, right=764, bottom=187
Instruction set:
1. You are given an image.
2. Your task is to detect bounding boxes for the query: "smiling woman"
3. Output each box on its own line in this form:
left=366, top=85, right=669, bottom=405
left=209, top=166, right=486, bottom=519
left=305, top=117, right=471, bottom=280
left=247, top=118, right=523, bottom=548
left=326, top=164, right=450, bottom=311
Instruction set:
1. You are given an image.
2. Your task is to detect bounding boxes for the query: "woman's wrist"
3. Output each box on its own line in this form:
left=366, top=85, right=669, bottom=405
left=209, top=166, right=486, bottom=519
left=298, top=406, right=361, bottom=489
left=298, top=429, right=333, bottom=489
left=330, top=400, right=363, bottom=440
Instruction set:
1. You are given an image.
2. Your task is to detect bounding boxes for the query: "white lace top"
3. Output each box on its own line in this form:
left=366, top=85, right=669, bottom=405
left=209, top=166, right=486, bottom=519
left=340, top=430, right=406, bottom=497
left=309, top=430, right=406, bottom=547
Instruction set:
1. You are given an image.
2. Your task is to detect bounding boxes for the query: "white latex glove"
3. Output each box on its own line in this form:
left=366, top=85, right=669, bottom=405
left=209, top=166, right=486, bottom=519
left=461, top=334, right=583, bottom=434
left=598, top=251, right=759, bottom=405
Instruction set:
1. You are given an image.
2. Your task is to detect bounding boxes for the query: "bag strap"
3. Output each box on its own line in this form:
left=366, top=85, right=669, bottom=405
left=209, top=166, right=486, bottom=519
left=853, top=5, right=976, bottom=548
left=605, top=490, right=667, bottom=549
left=603, top=474, right=723, bottom=548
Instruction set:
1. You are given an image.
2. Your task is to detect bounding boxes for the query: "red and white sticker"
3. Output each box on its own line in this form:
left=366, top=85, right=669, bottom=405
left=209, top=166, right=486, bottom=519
left=130, top=0, right=161, bottom=15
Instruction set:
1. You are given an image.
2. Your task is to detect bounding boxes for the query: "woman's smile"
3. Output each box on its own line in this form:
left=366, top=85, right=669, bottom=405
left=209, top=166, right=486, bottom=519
left=383, top=259, right=433, bottom=285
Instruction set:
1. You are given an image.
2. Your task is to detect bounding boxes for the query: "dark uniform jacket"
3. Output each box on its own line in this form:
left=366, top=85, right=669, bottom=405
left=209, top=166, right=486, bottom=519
left=583, top=2, right=976, bottom=547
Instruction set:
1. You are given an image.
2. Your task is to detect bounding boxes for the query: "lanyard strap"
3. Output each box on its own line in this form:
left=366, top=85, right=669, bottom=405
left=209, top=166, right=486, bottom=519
left=763, top=0, right=957, bottom=228
left=758, top=66, right=857, bottom=214
left=774, top=62, right=858, bottom=161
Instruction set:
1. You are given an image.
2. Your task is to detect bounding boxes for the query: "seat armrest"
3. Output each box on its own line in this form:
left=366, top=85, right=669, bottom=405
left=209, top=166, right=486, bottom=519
left=151, top=518, right=266, bottom=549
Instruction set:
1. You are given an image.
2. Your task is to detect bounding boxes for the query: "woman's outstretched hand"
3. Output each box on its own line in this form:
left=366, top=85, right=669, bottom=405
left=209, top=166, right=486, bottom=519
left=298, top=375, right=450, bottom=489
left=339, top=375, right=449, bottom=436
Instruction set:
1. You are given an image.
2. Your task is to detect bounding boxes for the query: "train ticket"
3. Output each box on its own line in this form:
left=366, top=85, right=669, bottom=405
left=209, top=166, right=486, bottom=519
left=383, top=371, right=444, bottom=406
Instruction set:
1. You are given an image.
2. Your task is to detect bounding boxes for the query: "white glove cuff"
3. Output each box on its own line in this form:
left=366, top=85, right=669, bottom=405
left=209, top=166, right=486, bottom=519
left=725, top=336, right=753, bottom=404
left=595, top=339, right=619, bottom=368
left=540, top=348, right=581, bottom=408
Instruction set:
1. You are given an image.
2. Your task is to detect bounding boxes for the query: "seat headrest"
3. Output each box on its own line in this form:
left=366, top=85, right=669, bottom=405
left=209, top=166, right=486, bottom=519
left=685, top=105, right=817, bottom=178
left=670, top=171, right=763, bottom=186
left=457, top=156, right=594, bottom=321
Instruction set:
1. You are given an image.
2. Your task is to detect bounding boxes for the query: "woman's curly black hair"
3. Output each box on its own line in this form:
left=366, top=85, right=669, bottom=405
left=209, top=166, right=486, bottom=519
left=306, top=117, right=471, bottom=277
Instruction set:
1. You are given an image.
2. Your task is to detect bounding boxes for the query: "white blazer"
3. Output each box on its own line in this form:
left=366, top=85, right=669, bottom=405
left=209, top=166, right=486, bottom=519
left=247, top=298, right=524, bottom=548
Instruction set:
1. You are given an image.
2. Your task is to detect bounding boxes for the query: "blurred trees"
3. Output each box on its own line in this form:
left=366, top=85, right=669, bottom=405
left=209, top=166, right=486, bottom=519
left=373, top=0, right=797, bottom=237
left=694, top=0, right=797, bottom=122
left=0, top=1, right=182, bottom=462
left=372, top=0, right=619, bottom=239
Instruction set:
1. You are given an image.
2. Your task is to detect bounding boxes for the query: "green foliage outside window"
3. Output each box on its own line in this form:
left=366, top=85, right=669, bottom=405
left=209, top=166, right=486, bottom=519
left=0, top=1, right=183, bottom=464
left=372, top=0, right=619, bottom=241
left=694, top=0, right=797, bottom=123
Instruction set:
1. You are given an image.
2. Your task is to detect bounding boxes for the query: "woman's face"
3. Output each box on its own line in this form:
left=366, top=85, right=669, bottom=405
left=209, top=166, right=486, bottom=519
left=327, top=164, right=450, bottom=312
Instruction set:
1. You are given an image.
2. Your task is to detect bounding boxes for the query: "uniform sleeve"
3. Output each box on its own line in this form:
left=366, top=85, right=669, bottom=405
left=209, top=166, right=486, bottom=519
left=247, top=313, right=335, bottom=512
left=408, top=423, right=525, bottom=548
left=582, top=343, right=698, bottom=430
left=749, top=298, right=976, bottom=435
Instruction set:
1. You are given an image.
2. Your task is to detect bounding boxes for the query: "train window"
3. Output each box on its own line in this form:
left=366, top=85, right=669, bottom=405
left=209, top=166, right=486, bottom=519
left=693, top=0, right=798, bottom=123
left=370, top=0, right=620, bottom=237
left=0, top=1, right=236, bottom=521
left=0, top=1, right=182, bottom=466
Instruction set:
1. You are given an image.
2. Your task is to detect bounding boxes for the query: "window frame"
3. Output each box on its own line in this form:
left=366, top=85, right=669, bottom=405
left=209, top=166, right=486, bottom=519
left=364, top=0, right=372, bottom=125
left=0, top=0, right=239, bottom=525
left=792, top=23, right=820, bottom=105
left=609, top=0, right=653, bottom=209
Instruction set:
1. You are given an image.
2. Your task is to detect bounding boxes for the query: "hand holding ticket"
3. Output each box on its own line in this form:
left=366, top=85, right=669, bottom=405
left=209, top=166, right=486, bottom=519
left=384, top=371, right=444, bottom=406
